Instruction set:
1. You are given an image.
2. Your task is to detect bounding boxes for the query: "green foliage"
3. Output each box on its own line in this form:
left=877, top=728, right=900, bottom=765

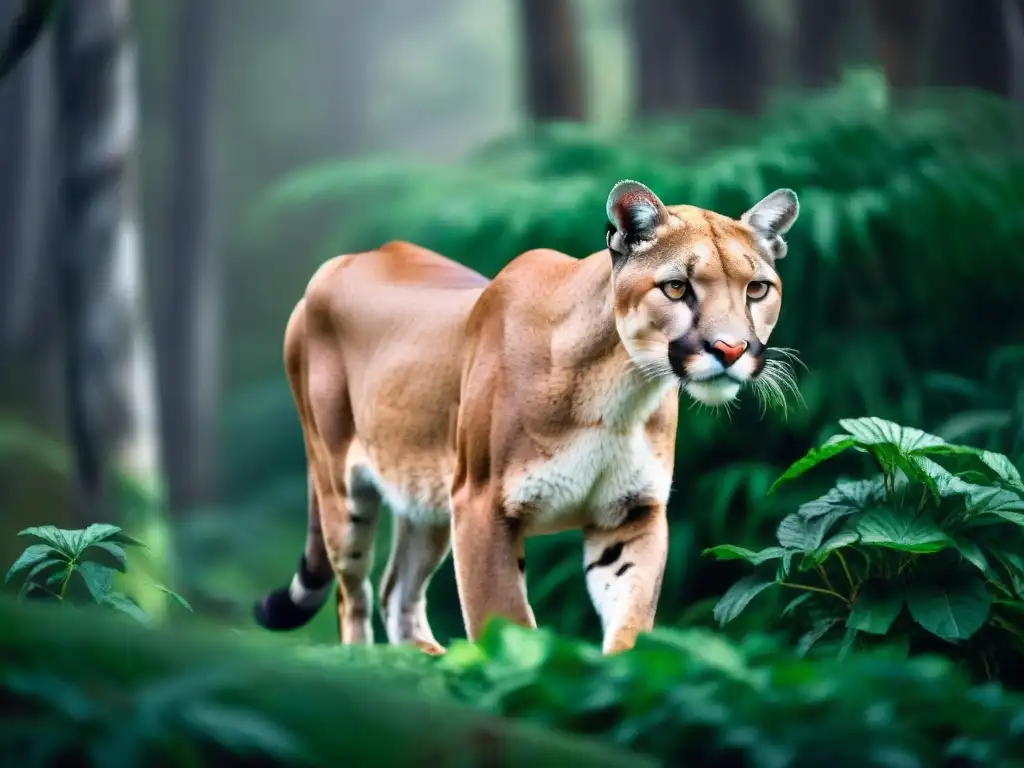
left=5, top=524, right=191, bottom=624
left=438, top=620, right=1024, bottom=766
left=706, top=417, right=1024, bottom=679
left=4, top=596, right=1024, bottom=767
left=227, top=76, right=1024, bottom=643
left=0, top=598, right=644, bottom=767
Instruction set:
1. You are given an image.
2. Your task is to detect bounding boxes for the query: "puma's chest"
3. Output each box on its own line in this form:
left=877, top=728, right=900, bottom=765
left=502, top=428, right=673, bottom=531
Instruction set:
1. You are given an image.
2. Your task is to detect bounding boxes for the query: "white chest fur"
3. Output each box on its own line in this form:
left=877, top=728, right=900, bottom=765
left=502, top=375, right=676, bottom=531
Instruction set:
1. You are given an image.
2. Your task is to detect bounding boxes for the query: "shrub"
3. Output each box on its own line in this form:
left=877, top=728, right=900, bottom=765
left=4, top=524, right=191, bottom=624
left=705, top=417, right=1024, bottom=683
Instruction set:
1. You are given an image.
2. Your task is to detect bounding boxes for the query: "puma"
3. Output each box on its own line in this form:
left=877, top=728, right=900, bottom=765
left=254, top=180, right=800, bottom=654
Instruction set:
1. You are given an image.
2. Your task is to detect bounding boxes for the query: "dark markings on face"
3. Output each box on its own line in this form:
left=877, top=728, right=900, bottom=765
left=517, top=558, right=526, bottom=573
left=350, top=514, right=369, bottom=525
left=350, top=551, right=363, bottom=559
left=615, top=562, right=634, bottom=577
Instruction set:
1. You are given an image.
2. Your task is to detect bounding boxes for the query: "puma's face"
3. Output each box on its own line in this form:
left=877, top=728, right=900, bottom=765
left=606, top=181, right=800, bottom=408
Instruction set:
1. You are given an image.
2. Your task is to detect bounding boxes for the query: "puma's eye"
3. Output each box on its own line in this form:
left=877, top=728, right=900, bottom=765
left=661, top=280, right=688, bottom=301
left=747, top=281, right=770, bottom=300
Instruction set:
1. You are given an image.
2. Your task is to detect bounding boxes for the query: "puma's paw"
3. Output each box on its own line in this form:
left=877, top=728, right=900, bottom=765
left=413, top=639, right=447, bottom=656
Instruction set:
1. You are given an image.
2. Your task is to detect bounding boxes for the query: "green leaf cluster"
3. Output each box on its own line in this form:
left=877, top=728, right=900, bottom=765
left=4, top=597, right=1024, bottom=767
left=706, top=417, right=1024, bottom=674
left=5, top=524, right=191, bottom=623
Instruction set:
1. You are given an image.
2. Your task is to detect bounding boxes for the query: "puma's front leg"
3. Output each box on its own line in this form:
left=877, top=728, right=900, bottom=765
left=583, top=504, right=668, bottom=654
left=450, top=490, right=536, bottom=640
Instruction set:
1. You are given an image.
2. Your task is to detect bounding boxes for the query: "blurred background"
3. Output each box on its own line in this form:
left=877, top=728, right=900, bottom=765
left=1, top=0, right=1023, bottom=647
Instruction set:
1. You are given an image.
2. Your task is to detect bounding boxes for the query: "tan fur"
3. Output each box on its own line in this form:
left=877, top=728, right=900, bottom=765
left=274, top=183, right=799, bottom=654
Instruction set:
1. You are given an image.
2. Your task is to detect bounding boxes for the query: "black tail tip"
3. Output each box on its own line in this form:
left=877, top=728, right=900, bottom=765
left=253, top=586, right=321, bottom=631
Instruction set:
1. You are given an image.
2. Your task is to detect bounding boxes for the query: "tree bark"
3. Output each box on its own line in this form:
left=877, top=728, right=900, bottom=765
left=685, top=0, right=766, bottom=114
left=0, top=0, right=55, bottom=354
left=157, top=0, right=221, bottom=513
left=518, top=0, right=585, bottom=122
left=795, top=0, right=854, bottom=88
left=928, top=0, right=1014, bottom=94
left=52, top=0, right=164, bottom=532
left=629, top=0, right=691, bottom=116
left=866, top=0, right=933, bottom=90
left=629, top=0, right=766, bottom=117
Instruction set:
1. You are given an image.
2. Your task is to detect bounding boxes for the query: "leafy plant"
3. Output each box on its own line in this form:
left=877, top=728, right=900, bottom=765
left=0, top=598, right=641, bottom=767
left=436, top=619, right=1024, bottom=767
left=4, top=524, right=191, bottom=624
left=227, top=76, right=1024, bottom=643
left=705, top=417, right=1024, bottom=680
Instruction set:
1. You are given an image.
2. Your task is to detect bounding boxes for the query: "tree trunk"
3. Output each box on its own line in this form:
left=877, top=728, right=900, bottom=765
left=928, top=0, right=1014, bottom=94
left=518, top=0, right=585, bottom=122
left=157, top=0, right=221, bottom=514
left=629, top=0, right=691, bottom=117
left=53, top=0, right=168, bottom=609
left=629, top=0, right=766, bottom=117
left=0, top=0, right=55, bottom=354
left=866, top=0, right=933, bottom=90
left=795, top=0, right=854, bottom=88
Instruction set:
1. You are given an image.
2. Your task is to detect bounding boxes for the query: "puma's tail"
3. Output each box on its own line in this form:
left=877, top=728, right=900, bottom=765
left=253, top=474, right=334, bottom=630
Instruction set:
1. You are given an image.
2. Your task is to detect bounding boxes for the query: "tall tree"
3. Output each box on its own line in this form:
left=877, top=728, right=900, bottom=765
left=0, top=0, right=54, bottom=354
left=629, top=0, right=767, bottom=117
left=795, top=0, right=854, bottom=88
left=629, top=0, right=690, bottom=116
left=518, top=0, right=585, bottom=121
left=157, top=0, right=221, bottom=513
left=866, top=0, right=932, bottom=90
left=53, top=0, right=168, bottom=605
left=924, top=0, right=1024, bottom=95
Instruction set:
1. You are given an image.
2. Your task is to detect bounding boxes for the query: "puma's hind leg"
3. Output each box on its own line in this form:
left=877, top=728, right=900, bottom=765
left=379, top=515, right=451, bottom=655
left=316, top=441, right=383, bottom=644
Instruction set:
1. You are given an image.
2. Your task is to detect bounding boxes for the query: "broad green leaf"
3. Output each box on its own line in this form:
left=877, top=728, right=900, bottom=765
left=712, top=576, right=776, bottom=626
left=838, top=417, right=946, bottom=453
left=806, top=525, right=860, bottom=567
left=5, top=544, right=60, bottom=584
left=795, top=618, right=839, bottom=658
left=78, top=523, right=124, bottom=550
left=980, top=451, right=1024, bottom=491
left=846, top=581, right=903, bottom=635
left=912, top=456, right=975, bottom=498
left=954, top=538, right=996, bottom=581
left=17, top=558, right=67, bottom=598
left=100, top=591, right=153, bottom=624
left=992, top=550, right=1024, bottom=598
left=768, top=435, right=857, bottom=493
left=905, top=573, right=991, bottom=641
left=702, top=544, right=788, bottom=564
left=964, top=486, right=1024, bottom=526
left=777, top=485, right=878, bottom=555
left=152, top=583, right=193, bottom=612
left=854, top=507, right=953, bottom=553
left=74, top=561, right=117, bottom=602
left=777, top=513, right=820, bottom=551
left=86, top=541, right=128, bottom=572
left=797, top=478, right=885, bottom=520
left=17, top=526, right=74, bottom=557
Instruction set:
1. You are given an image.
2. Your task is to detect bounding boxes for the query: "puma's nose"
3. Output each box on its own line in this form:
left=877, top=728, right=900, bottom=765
left=705, top=339, right=748, bottom=368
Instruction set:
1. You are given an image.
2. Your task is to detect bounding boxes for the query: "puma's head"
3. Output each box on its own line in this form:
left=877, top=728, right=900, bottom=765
left=605, top=179, right=800, bottom=409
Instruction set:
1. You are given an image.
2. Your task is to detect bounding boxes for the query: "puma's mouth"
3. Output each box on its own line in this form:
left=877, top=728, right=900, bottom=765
left=683, top=375, right=742, bottom=406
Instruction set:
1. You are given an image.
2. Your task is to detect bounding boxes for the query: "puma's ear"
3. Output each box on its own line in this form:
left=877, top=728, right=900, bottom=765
left=605, top=180, right=668, bottom=256
left=741, top=188, right=800, bottom=260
